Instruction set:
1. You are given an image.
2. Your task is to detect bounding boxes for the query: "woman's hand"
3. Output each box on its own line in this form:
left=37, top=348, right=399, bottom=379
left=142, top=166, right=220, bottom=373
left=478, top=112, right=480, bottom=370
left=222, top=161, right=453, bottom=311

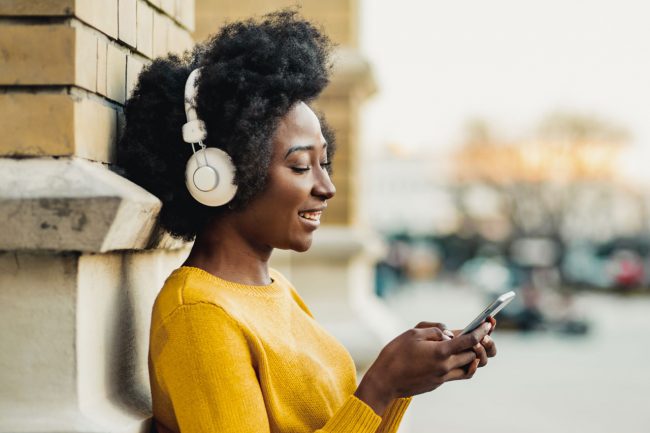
left=454, top=316, right=497, bottom=369
left=354, top=321, right=493, bottom=416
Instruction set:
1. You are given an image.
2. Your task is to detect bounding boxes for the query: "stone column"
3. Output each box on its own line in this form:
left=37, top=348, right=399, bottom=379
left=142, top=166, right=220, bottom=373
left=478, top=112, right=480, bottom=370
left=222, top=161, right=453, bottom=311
left=0, top=1, right=195, bottom=432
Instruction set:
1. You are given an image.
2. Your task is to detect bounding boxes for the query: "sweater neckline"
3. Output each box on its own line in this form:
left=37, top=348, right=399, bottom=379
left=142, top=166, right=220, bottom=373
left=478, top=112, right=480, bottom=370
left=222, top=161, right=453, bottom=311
left=175, top=265, right=285, bottom=297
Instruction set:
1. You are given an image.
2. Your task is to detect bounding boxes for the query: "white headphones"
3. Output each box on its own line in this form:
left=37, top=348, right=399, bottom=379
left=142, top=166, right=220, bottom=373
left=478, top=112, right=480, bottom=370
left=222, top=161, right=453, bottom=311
left=182, top=68, right=238, bottom=207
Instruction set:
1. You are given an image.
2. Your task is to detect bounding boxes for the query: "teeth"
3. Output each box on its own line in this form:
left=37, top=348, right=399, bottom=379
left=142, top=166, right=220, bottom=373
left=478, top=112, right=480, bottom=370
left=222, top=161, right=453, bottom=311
left=299, top=211, right=321, bottom=221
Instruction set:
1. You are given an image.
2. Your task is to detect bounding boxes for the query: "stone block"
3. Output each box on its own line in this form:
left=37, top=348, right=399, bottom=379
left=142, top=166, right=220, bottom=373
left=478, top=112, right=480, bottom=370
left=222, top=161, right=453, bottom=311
left=176, top=0, right=195, bottom=32
left=0, top=0, right=74, bottom=15
left=0, top=158, right=162, bottom=252
left=167, top=21, right=193, bottom=55
left=0, top=248, right=189, bottom=430
left=0, top=92, right=118, bottom=163
left=0, top=0, right=128, bottom=42
left=75, top=28, right=98, bottom=92
left=0, top=24, right=100, bottom=93
left=160, top=0, right=175, bottom=17
left=118, top=0, right=138, bottom=47
left=107, top=43, right=127, bottom=104
left=126, top=55, right=145, bottom=98
left=97, top=38, right=108, bottom=95
left=152, top=11, right=169, bottom=58
left=0, top=253, right=78, bottom=417
left=74, top=97, right=117, bottom=162
left=0, top=25, right=74, bottom=86
left=0, top=93, right=74, bottom=156
left=136, top=0, right=153, bottom=58
left=76, top=0, right=119, bottom=39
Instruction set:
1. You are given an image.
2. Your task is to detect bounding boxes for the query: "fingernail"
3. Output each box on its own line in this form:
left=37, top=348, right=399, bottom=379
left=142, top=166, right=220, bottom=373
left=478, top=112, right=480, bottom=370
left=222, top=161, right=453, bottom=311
left=443, top=330, right=455, bottom=338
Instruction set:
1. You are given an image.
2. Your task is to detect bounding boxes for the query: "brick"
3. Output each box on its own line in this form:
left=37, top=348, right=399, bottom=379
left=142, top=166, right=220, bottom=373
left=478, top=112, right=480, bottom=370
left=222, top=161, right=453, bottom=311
left=0, top=1, right=122, bottom=42
left=167, top=22, right=192, bottom=55
left=118, top=0, right=137, bottom=47
left=152, top=11, right=169, bottom=58
left=136, top=0, right=153, bottom=58
left=0, top=25, right=74, bottom=85
left=0, top=0, right=74, bottom=15
left=74, top=97, right=117, bottom=162
left=75, top=30, right=98, bottom=93
left=106, top=44, right=126, bottom=104
left=76, top=0, right=118, bottom=39
left=0, top=24, right=97, bottom=92
left=97, top=38, right=108, bottom=95
left=126, top=55, right=145, bottom=99
left=0, top=93, right=74, bottom=156
left=160, top=0, right=175, bottom=17
left=0, top=93, right=118, bottom=162
left=176, top=0, right=195, bottom=32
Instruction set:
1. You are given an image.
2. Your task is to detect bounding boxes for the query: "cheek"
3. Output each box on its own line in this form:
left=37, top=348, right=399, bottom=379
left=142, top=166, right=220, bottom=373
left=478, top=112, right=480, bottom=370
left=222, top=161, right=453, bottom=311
left=267, top=173, right=311, bottom=207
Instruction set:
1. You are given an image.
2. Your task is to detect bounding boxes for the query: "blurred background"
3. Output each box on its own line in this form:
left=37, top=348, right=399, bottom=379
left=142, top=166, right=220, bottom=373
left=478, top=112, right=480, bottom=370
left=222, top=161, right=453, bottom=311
left=0, top=1, right=648, bottom=432
left=360, top=1, right=650, bottom=432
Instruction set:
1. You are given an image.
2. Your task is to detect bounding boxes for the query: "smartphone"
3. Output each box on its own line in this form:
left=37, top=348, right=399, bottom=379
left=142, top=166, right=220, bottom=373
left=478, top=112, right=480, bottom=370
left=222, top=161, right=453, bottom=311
left=459, top=291, right=516, bottom=336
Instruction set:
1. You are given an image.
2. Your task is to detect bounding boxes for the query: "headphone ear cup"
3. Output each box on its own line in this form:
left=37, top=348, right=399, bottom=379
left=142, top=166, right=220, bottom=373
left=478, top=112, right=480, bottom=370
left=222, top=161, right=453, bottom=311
left=185, top=147, right=238, bottom=207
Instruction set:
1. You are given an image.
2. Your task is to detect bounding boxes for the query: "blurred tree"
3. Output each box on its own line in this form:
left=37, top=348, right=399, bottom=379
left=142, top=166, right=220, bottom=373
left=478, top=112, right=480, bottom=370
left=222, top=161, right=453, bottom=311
left=453, top=112, right=645, bottom=249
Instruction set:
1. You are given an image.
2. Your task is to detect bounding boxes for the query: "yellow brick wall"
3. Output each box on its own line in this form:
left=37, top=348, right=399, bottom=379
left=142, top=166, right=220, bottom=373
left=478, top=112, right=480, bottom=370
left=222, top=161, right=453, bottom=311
left=0, top=0, right=195, bottom=164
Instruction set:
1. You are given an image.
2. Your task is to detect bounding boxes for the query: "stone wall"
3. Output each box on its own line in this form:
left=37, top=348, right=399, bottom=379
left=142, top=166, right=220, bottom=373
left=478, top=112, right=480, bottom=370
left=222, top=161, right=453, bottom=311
left=0, top=1, right=195, bottom=432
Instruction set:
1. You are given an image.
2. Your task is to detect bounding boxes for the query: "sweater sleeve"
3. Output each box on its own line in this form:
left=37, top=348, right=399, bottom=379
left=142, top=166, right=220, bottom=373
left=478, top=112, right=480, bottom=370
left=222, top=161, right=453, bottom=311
left=375, top=398, right=412, bottom=433
left=150, top=303, right=383, bottom=433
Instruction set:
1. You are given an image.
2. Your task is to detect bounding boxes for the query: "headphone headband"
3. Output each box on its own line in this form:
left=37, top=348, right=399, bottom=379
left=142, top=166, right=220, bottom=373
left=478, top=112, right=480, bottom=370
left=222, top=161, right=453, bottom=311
left=182, top=68, right=207, bottom=144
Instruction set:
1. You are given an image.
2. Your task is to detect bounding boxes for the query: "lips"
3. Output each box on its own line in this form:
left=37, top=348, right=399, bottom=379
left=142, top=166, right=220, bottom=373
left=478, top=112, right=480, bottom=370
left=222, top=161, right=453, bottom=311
left=298, top=210, right=322, bottom=222
left=298, top=206, right=325, bottom=225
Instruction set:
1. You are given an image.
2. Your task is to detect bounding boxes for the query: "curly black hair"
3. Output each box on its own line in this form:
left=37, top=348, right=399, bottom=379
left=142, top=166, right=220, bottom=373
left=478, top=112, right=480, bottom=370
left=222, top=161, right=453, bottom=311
left=115, top=9, right=335, bottom=242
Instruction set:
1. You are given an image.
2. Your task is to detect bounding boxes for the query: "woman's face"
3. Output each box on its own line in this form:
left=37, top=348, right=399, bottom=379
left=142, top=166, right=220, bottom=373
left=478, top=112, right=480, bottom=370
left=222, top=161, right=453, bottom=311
left=234, top=101, right=336, bottom=252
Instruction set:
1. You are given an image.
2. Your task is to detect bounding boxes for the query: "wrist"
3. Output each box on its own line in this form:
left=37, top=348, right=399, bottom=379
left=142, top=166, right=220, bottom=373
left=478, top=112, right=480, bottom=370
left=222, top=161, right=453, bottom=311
left=355, top=368, right=394, bottom=416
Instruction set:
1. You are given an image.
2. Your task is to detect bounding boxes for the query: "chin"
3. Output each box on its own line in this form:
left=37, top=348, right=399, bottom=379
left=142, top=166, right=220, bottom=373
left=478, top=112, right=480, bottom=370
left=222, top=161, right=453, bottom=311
left=289, top=237, right=313, bottom=253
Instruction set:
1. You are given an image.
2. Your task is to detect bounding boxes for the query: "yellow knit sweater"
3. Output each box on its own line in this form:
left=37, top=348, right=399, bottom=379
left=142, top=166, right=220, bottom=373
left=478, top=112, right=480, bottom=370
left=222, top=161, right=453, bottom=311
left=148, top=266, right=411, bottom=433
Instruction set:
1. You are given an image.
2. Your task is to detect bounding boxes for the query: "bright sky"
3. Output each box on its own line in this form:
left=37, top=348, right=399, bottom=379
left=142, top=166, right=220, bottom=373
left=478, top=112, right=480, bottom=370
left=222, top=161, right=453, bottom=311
left=359, top=0, right=650, bottom=181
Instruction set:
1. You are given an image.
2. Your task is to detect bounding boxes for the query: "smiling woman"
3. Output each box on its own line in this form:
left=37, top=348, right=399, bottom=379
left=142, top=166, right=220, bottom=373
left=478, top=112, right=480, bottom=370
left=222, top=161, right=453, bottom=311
left=115, top=8, right=498, bottom=433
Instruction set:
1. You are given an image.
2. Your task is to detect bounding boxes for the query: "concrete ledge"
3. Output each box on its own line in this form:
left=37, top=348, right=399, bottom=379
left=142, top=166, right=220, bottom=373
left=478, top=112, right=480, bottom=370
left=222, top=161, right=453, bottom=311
left=0, top=157, right=167, bottom=252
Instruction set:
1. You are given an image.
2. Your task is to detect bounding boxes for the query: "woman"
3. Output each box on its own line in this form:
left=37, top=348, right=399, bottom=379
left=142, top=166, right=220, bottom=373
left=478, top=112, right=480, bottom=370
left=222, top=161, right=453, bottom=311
left=117, top=10, right=497, bottom=433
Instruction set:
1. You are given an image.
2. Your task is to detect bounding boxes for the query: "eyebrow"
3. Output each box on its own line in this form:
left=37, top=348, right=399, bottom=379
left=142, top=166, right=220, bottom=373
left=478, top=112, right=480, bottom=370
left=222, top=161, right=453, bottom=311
left=284, top=143, right=327, bottom=159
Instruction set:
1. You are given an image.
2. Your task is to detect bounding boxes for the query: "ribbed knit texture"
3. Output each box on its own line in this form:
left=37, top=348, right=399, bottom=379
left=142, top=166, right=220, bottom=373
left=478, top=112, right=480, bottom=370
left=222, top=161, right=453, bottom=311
left=148, top=266, right=411, bottom=433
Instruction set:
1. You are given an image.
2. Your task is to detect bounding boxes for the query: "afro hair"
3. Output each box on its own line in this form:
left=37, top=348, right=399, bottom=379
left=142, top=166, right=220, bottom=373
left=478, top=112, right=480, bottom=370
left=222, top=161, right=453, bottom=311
left=115, top=9, right=335, bottom=242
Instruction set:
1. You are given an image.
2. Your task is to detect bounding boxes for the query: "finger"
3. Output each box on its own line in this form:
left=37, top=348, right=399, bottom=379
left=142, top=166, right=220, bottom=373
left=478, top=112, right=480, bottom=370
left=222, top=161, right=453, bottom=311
left=416, top=326, right=450, bottom=341
left=415, top=321, right=448, bottom=331
left=481, top=335, right=497, bottom=358
left=445, top=349, right=477, bottom=370
left=442, top=359, right=479, bottom=382
left=487, top=316, right=497, bottom=335
left=468, top=359, right=480, bottom=376
left=474, top=343, right=488, bottom=367
left=447, top=322, right=492, bottom=354
left=441, top=367, right=468, bottom=382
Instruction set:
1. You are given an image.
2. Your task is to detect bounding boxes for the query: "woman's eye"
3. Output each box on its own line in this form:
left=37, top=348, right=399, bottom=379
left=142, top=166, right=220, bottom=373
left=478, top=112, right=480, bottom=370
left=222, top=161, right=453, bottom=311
left=291, top=166, right=310, bottom=173
left=320, top=161, right=331, bottom=169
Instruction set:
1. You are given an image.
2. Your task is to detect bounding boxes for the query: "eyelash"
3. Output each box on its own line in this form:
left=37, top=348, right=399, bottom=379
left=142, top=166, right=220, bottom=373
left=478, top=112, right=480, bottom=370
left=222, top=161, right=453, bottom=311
left=292, top=162, right=331, bottom=173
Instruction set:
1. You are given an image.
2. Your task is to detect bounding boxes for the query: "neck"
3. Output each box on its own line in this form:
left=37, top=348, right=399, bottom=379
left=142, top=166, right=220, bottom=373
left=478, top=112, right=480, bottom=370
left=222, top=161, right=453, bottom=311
left=182, top=216, right=274, bottom=286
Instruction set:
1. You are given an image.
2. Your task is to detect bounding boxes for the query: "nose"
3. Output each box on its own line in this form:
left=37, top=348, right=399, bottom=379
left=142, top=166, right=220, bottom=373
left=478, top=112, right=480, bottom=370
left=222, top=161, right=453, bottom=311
left=313, top=168, right=336, bottom=200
